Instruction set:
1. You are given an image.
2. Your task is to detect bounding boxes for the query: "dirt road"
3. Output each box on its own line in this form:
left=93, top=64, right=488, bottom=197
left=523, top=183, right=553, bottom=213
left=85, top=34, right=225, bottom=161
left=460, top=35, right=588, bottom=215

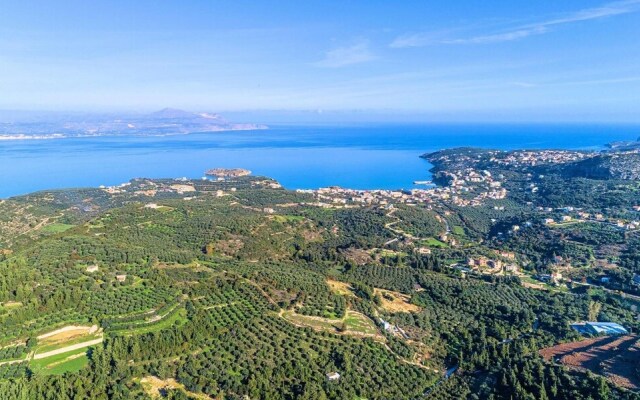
left=33, top=338, right=103, bottom=360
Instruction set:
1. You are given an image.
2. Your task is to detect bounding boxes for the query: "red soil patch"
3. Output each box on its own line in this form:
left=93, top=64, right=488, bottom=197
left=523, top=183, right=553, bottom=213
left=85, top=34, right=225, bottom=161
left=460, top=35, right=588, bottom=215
left=540, top=335, right=640, bottom=390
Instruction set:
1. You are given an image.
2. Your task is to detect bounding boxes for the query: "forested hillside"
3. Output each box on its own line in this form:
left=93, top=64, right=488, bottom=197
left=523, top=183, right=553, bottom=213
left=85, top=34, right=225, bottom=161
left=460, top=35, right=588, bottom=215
left=1, top=152, right=640, bottom=399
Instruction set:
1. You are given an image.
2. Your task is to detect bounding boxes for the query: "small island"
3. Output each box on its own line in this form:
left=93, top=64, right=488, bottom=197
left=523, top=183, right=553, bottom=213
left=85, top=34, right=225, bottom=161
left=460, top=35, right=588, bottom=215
left=205, top=168, right=252, bottom=177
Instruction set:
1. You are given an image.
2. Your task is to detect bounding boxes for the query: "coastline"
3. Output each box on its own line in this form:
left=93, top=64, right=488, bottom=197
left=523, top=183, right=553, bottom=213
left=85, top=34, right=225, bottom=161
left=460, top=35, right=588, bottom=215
left=1, top=123, right=638, bottom=199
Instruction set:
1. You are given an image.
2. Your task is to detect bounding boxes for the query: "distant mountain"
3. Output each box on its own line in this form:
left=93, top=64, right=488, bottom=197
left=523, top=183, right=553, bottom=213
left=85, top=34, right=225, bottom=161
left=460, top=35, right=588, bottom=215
left=150, top=108, right=202, bottom=119
left=149, top=108, right=226, bottom=122
left=0, top=108, right=268, bottom=139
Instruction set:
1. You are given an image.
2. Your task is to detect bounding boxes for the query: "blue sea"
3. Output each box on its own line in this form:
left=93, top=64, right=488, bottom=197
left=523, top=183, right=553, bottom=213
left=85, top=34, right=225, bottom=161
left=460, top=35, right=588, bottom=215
left=1, top=123, right=638, bottom=198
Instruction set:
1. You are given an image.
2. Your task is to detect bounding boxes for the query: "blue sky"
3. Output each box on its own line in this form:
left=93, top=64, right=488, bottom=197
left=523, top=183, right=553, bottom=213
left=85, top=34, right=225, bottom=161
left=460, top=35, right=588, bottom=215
left=1, top=0, right=639, bottom=121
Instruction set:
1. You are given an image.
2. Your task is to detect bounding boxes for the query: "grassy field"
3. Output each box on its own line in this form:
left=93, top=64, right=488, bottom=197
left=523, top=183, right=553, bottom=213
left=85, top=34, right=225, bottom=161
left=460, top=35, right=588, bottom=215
left=549, top=221, right=583, bottom=228
left=44, top=353, right=89, bottom=375
left=377, top=249, right=408, bottom=257
left=452, top=225, right=465, bottom=235
left=86, top=220, right=105, bottom=229
left=343, top=312, right=379, bottom=335
left=422, top=237, right=448, bottom=248
left=282, top=310, right=381, bottom=339
left=124, top=307, right=187, bottom=335
left=41, top=223, right=75, bottom=233
left=282, top=310, right=339, bottom=331
left=374, top=288, right=421, bottom=313
left=326, top=279, right=353, bottom=296
left=30, top=348, right=89, bottom=375
left=520, top=275, right=569, bottom=292
left=0, top=301, right=22, bottom=313
left=272, top=215, right=305, bottom=223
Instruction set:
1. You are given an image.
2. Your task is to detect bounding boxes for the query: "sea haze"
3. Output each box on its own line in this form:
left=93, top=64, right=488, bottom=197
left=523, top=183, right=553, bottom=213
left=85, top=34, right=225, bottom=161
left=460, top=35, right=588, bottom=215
left=1, top=123, right=638, bottom=198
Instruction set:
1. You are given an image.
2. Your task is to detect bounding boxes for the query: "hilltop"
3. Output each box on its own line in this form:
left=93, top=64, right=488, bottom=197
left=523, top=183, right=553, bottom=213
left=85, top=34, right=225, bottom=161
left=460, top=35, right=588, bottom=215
left=547, top=152, right=640, bottom=180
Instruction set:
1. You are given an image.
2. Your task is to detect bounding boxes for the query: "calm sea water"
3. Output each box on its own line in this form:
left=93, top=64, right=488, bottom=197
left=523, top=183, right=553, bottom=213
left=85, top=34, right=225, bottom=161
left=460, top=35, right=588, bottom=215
left=1, top=124, right=638, bottom=198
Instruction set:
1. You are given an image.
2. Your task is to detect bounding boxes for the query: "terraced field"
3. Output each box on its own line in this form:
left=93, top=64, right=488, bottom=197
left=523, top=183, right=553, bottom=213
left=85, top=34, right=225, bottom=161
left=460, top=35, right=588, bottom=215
left=282, top=309, right=383, bottom=340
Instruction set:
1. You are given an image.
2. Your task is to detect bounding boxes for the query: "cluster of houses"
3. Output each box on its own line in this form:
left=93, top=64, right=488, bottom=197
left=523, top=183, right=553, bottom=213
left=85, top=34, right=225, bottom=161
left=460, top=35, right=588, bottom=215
left=449, top=251, right=520, bottom=276
left=98, top=177, right=291, bottom=209
left=542, top=208, right=640, bottom=231
left=101, top=182, right=132, bottom=194
left=101, top=176, right=277, bottom=200
left=490, top=150, right=593, bottom=167
left=467, top=256, right=518, bottom=273
left=101, top=179, right=197, bottom=197
left=250, top=179, right=282, bottom=189
left=465, top=253, right=519, bottom=274
left=436, top=168, right=507, bottom=206
left=535, top=272, right=564, bottom=285
left=298, top=168, right=508, bottom=210
left=430, top=149, right=591, bottom=171
left=297, top=187, right=424, bottom=207
left=84, top=264, right=127, bottom=283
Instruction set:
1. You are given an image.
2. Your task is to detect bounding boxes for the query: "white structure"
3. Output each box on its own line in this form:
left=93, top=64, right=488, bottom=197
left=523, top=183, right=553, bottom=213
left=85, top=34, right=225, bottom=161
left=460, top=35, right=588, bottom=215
left=86, top=265, right=99, bottom=273
left=326, top=372, right=341, bottom=381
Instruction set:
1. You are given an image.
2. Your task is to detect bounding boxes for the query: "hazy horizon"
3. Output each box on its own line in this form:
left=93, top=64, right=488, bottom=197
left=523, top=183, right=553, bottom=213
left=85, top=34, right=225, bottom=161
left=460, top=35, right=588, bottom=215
left=1, top=1, right=639, bottom=122
left=2, top=108, right=640, bottom=125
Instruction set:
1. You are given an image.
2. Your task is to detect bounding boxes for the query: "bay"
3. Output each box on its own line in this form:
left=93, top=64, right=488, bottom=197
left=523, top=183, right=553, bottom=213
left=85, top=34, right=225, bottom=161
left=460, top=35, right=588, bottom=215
left=0, top=123, right=638, bottom=198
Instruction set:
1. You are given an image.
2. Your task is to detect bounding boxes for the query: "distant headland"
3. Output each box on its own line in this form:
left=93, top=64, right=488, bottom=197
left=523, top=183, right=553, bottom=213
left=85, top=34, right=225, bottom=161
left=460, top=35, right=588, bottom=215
left=0, top=108, right=268, bottom=140
left=607, top=136, right=640, bottom=151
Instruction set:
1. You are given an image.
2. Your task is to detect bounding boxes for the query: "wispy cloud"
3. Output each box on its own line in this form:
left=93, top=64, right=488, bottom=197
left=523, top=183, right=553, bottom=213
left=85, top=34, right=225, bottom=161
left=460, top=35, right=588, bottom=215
left=390, top=0, right=640, bottom=47
left=315, top=41, right=376, bottom=68
left=442, top=26, right=548, bottom=45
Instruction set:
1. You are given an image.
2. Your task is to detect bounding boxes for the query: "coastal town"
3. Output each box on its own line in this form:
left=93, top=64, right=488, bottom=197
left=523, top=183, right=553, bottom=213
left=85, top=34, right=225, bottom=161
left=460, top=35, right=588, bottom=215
left=296, top=149, right=611, bottom=209
left=297, top=167, right=507, bottom=209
